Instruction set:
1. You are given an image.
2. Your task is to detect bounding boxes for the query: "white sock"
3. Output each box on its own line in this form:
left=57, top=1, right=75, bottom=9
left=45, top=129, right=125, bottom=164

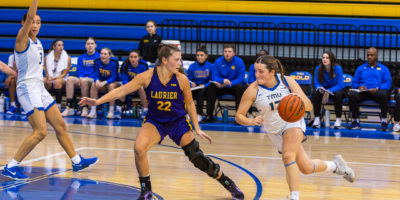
left=325, top=161, right=337, bottom=172
left=116, top=106, right=122, bottom=112
left=355, top=118, right=359, bottom=123
left=10, top=102, right=16, bottom=107
left=143, top=108, right=148, bottom=112
left=290, top=191, right=299, bottom=200
left=109, top=106, right=114, bottom=112
left=313, top=117, right=320, bottom=124
left=335, top=118, right=341, bottom=123
left=382, top=118, right=387, bottom=123
left=90, top=106, right=96, bottom=112
left=71, top=154, right=82, bottom=164
left=8, top=159, right=19, bottom=168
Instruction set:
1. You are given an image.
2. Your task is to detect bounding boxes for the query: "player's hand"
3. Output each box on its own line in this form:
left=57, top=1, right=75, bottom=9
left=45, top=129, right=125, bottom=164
left=322, top=91, right=330, bottom=104
left=250, top=115, right=264, bottom=126
left=195, top=130, right=212, bottom=144
left=318, top=87, right=325, bottom=94
left=78, top=97, right=98, bottom=106
left=215, top=82, right=225, bottom=88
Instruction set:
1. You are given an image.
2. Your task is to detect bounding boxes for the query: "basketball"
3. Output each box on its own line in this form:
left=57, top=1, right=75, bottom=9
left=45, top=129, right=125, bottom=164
left=277, top=94, right=305, bottom=122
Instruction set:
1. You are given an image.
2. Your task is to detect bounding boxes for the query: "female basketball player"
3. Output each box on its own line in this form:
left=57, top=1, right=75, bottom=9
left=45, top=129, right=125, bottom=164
left=79, top=44, right=244, bottom=200
left=1, top=0, right=98, bottom=180
left=235, top=55, right=355, bottom=200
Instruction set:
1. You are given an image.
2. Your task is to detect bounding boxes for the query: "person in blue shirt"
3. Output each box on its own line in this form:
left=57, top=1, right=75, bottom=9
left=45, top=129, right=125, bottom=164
left=248, top=49, right=269, bottom=84
left=201, top=44, right=246, bottom=123
left=62, top=37, right=100, bottom=117
left=187, top=46, right=213, bottom=116
left=87, top=47, right=119, bottom=119
left=311, top=51, right=345, bottom=129
left=348, top=47, right=392, bottom=131
left=114, top=49, right=149, bottom=119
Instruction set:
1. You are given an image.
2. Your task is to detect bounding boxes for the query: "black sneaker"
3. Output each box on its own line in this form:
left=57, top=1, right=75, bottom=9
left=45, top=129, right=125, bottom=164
left=226, top=181, right=244, bottom=200
left=200, top=115, right=214, bottom=123
left=348, top=120, right=360, bottom=130
left=381, top=122, right=388, bottom=131
left=137, top=188, right=153, bottom=200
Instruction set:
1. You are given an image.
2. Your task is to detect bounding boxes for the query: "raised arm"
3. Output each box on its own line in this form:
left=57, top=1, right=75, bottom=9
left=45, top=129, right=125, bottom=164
left=15, top=0, right=39, bottom=52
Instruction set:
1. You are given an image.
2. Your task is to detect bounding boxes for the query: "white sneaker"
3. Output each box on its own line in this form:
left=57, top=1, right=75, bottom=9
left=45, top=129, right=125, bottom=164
left=334, top=119, right=342, bottom=129
left=87, top=109, right=97, bottom=119
left=311, top=118, right=321, bottom=128
left=333, top=155, right=355, bottom=183
left=80, top=107, right=89, bottom=117
left=61, top=107, right=75, bottom=117
left=106, top=111, right=114, bottom=119
left=393, top=123, right=400, bottom=132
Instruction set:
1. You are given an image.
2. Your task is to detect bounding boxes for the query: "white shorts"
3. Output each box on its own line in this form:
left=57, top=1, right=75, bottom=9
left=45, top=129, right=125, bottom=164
left=266, top=118, right=306, bottom=153
left=17, top=80, right=55, bottom=117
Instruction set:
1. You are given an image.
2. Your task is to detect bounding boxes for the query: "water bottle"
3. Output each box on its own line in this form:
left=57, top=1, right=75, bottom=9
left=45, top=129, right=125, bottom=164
left=324, top=110, right=330, bottom=128
left=132, top=103, right=137, bottom=119
left=0, top=94, right=5, bottom=113
left=5, top=96, right=9, bottom=112
left=223, top=106, right=228, bottom=123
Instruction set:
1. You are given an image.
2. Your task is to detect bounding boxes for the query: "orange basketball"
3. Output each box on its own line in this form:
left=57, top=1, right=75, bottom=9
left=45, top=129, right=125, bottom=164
left=277, top=94, right=305, bottom=122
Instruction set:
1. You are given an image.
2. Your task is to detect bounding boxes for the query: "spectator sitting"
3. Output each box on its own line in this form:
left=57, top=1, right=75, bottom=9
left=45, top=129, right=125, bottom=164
left=138, top=20, right=162, bottom=63
left=201, top=44, right=246, bottom=123
left=187, top=46, right=213, bottom=118
left=44, top=39, right=71, bottom=109
left=87, top=47, right=119, bottom=119
left=311, top=51, right=345, bottom=129
left=115, top=49, right=149, bottom=119
left=62, top=37, right=100, bottom=117
left=4, top=54, right=18, bottom=114
left=248, top=49, right=269, bottom=84
left=392, top=70, right=400, bottom=132
left=348, top=47, right=392, bottom=131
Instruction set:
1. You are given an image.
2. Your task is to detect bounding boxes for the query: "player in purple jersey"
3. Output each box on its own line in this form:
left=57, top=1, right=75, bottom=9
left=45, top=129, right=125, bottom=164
left=79, top=44, right=244, bottom=200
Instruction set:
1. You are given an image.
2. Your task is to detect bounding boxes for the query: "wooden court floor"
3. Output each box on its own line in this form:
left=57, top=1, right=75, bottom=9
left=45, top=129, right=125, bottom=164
left=0, top=119, right=399, bottom=200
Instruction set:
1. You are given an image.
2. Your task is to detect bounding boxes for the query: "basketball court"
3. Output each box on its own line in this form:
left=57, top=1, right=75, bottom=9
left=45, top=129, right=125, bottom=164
left=0, top=114, right=399, bottom=199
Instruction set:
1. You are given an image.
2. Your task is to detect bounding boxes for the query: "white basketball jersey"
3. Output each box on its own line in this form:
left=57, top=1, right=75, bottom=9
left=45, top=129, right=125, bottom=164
left=14, top=38, right=44, bottom=84
left=254, top=74, right=292, bottom=134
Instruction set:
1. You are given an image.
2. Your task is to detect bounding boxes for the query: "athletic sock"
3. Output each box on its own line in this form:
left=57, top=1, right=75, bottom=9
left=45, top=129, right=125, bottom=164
left=71, top=154, right=82, bottom=164
left=8, top=159, right=19, bottom=168
left=325, top=161, right=337, bottom=172
left=290, top=191, right=299, bottom=200
left=217, top=173, right=233, bottom=189
left=139, top=175, right=151, bottom=191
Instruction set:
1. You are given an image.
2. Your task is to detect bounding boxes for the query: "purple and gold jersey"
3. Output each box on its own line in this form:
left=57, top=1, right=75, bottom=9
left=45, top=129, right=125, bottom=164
left=145, top=67, right=186, bottom=123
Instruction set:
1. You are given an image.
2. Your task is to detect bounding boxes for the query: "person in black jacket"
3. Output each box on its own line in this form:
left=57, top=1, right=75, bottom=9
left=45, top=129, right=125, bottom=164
left=392, top=70, right=400, bottom=132
left=138, top=20, right=162, bottom=63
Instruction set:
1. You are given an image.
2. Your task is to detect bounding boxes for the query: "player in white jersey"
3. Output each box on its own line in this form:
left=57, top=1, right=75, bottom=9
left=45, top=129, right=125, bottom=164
left=1, top=0, right=98, bottom=181
left=235, top=55, right=355, bottom=200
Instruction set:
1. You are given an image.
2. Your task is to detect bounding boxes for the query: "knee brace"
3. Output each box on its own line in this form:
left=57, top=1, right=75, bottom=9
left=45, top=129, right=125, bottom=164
left=182, top=139, right=220, bottom=178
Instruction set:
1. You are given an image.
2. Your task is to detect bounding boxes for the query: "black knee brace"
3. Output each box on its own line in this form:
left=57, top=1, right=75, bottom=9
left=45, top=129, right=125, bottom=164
left=182, top=139, right=220, bottom=178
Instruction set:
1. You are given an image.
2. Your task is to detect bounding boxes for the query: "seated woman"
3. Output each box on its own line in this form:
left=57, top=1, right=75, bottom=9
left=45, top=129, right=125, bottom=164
left=44, top=39, right=71, bottom=109
left=311, top=51, right=345, bottom=129
left=87, top=47, right=119, bottom=119
left=115, top=49, right=149, bottom=119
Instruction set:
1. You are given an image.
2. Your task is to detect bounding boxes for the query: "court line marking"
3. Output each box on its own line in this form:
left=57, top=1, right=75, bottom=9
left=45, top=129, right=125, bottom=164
left=82, top=147, right=400, bottom=168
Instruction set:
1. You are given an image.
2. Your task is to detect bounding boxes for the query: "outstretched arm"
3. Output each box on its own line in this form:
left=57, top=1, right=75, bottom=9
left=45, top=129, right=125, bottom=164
left=79, top=69, right=152, bottom=107
left=15, top=0, right=39, bottom=52
left=235, top=82, right=263, bottom=126
left=0, top=61, right=17, bottom=77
